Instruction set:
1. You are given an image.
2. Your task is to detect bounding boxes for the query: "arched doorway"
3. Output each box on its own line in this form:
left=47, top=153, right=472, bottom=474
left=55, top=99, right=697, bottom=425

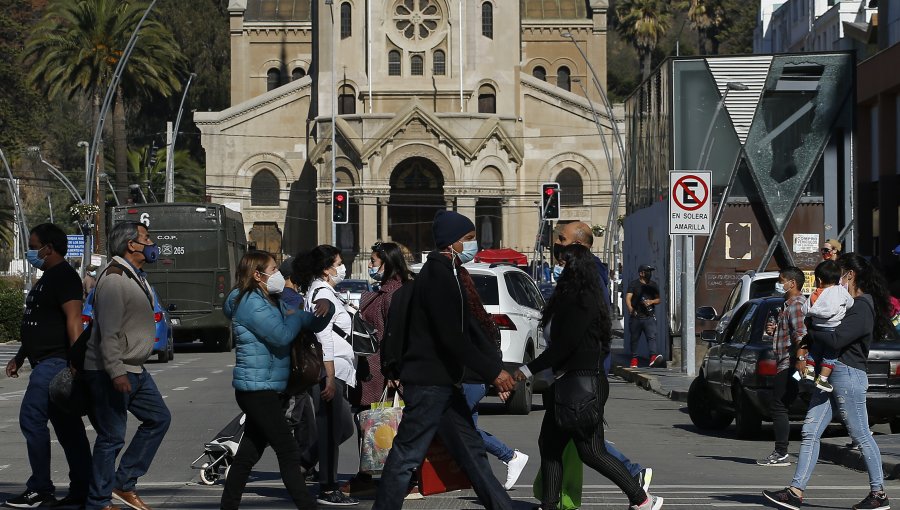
left=389, top=157, right=445, bottom=256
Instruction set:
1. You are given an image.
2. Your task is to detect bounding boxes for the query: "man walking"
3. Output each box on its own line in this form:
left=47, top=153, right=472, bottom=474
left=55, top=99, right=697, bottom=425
left=4, top=223, right=92, bottom=508
left=757, top=266, right=806, bottom=467
left=626, top=265, right=662, bottom=368
left=83, top=222, right=171, bottom=510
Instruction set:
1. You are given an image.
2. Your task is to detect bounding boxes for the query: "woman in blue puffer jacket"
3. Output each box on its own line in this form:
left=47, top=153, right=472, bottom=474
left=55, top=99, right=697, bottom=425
left=221, top=251, right=334, bottom=510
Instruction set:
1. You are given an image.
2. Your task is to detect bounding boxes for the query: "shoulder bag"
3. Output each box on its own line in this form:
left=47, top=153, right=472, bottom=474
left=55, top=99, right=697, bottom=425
left=313, top=287, right=380, bottom=357
left=551, top=313, right=603, bottom=435
left=286, top=329, right=324, bottom=395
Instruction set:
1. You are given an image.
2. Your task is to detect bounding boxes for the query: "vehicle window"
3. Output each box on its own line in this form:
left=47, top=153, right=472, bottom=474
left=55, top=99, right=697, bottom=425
left=522, top=275, right=546, bottom=310
left=470, top=274, right=499, bottom=305
left=505, top=273, right=543, bottom=310
left=749, top=278, right=777, bottom=299
left=730, top=302, right=759, bottom=344
left=335, top=280, right=369, bottom=293
left=723, top=281, right=742, bottom=314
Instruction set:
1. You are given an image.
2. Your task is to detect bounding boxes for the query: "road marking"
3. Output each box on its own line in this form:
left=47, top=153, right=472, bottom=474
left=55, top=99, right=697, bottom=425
left=211, top=370, right=223, bottom=374
left=0, top=390, right=26, bottom=401
left=0, top=464, right=9, bottom=471
left=192, top=377, right=207, bottom=382
left=172, top=387, right=189, bottom=391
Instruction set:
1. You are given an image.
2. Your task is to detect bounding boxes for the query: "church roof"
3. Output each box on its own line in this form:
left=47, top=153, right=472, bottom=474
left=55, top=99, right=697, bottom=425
left=520, top=0, right=588, bottom=20
left=244, top=0, right=311, bottom=22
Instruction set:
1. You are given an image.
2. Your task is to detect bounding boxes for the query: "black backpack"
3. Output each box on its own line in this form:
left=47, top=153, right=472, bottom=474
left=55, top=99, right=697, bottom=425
left=380, top=280, right=415, bottom=380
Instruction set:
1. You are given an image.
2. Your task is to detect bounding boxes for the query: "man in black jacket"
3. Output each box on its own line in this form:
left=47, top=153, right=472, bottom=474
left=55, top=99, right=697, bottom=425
left=374, top=210, right=516, bottom=510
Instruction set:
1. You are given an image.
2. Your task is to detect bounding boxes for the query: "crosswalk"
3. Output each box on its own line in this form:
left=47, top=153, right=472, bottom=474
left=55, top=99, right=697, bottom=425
left=0, top=343, right=21, bottom=368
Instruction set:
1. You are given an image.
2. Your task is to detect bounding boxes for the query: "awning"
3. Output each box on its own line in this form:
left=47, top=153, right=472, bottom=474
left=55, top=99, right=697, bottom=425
left=474, top=248, right=527, bottom=266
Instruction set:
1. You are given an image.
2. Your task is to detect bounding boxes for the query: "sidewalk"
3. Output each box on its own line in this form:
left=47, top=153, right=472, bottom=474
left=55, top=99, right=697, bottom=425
left=609, top=335, right=900, bottom=480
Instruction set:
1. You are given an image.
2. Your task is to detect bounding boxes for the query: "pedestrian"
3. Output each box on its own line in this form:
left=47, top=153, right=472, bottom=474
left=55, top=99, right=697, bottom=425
left=83, top=264, right=99, bottom=299
left=341, top=241, right=413, bottom=497
left=294, top=245, right=360, bottom=506
left=626, top=264, right=663, bottom=368
left=821, top=238, right=841, bottom=261
left=220, top=250, right=335, bottom=510
left=3, top=223, right=92, bottom=509
left=514, top=243, right=662, bottom=510
left=82, top=221, right=170, bottom=510
left=373, top=210, right=516, bottom=510
left=756, top=266, right=807, bottom=468
left=764, top=253, right=892, bottom=510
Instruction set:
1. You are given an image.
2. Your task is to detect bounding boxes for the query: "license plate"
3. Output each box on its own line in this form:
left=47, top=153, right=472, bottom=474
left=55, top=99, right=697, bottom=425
left=170, top=318, right=180, bottom=326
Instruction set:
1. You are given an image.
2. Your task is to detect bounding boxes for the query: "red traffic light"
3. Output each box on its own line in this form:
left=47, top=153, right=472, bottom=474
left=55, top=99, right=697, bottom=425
left=335, top=193, right=345, bottom=202
left=545, top=188, right=555, bottom=196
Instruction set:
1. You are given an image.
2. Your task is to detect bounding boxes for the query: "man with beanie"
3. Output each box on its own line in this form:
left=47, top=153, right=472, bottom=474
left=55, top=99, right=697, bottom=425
left=374, top=210, right=516, bottom=510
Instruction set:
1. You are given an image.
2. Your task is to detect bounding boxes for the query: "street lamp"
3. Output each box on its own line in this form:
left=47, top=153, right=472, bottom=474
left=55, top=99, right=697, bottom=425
left=99, top=174, right=120, bottom=206
left=166, top=72, right=196, bottom=202
left=326, top=0, right=337, bottom=246
left=0, top=148, right=31, bottom=288
left=27, top=147, right=82, bottom=203
left=77, top=141, right=89, bottom=194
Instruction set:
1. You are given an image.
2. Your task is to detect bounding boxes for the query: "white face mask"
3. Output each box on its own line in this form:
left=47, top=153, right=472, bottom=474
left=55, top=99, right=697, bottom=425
left=329, top=264, right=346, bottom=285
left=263, top=270, right=286, bottom=294
left=840, top=272, right=851, bottom=291
left=454, top=240, right=478, bottom=264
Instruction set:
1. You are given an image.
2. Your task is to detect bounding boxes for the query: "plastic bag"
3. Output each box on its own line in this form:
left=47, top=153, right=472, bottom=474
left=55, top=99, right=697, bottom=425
left=533, top=440, right=583, bottom=510
left=358, top=390, right=403, bottom=474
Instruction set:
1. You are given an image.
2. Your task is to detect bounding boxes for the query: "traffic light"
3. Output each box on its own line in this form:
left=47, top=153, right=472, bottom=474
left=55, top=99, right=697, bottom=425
left=332, top=189, right=349, bottom=224
left=541, top=182, right=560, bottom=220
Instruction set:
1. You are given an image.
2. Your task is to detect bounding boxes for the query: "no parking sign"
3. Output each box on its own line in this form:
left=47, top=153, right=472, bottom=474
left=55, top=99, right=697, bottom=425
left=669, top=171, right=712, bottom=236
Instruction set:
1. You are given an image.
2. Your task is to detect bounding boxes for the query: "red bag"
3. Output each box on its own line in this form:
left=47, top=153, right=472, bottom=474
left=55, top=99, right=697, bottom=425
left=418, top=437, right=471, bottom=496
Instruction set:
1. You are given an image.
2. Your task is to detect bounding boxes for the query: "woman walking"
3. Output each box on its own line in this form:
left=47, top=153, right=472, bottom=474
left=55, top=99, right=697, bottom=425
left=514, top=244, right=662, bottom=510
left=764, top=253, right=893, bottom=510
left=220, top=251, right=334, bottom=510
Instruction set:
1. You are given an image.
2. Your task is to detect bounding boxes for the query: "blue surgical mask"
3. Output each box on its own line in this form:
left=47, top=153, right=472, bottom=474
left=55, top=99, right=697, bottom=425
left=553, top=264, right=564, bottom=280
left=26, top=246, right=46, bottom=269
left=368, top=266, right=383, bottom=281
left=455, top=240, right=478, bottom=264
left=774, top=282, right=786, bottom=295
left=133, top=240, right=160, bottom=264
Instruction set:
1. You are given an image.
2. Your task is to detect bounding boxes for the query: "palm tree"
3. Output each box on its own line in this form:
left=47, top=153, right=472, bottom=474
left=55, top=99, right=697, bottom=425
left=687, top=0, right=725, bottom=55
left=23, top=0, right=185, bottom=204
left=126, top=146, right=205, bottom=203
left=616, top=0, right=673, bottom=79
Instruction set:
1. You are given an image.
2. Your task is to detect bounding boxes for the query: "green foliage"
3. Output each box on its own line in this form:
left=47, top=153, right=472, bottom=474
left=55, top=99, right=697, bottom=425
left=127, top=147, right=205, bottom=203
left=0, top=1, right=47, bottom=152
left=615, top=0, right=673, bottom=78
left=0, top=276, right=24, bottom=344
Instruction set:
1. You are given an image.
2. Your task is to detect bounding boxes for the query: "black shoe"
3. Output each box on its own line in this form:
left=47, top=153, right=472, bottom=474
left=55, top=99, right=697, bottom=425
left=48, top=495, right=86, bottom=508
left=316, top=491, right=359, bottom=506
left=757, top=450, right=790, bottom=466
left=4, top=489, right=57, bottom=508
left=852, top=491, right=890, bottom=510
left=762, top=487, right=802, bottom=509
left=304, top=468, right=318, bottom=483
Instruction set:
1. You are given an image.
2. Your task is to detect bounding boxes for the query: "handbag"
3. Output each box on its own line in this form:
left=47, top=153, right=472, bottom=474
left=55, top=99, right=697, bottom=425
left=553, top=369, right=602, bottom=435
left=313, top=288, right=380, bottom=356
left=285, top=330, right=324, bottom=395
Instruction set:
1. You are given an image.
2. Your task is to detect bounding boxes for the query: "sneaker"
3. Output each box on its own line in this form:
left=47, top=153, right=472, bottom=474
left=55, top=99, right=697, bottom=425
left=635, top=467, right=653, bottom=493
left=304, top=468, right=318, bottom=483
left=630, top=494, right=664, bottom=510
left=649, top=355, right=664, bottom=367
left=4, top=490, right=57, bottom=508
left=339, top=475, right=377, bottom=497
left=814, top=376, right=833, bottom=393
left=762, top=487, right=803, bottom=509
left=404, top=487, right=424, bottom=500
left=316, top=490, right=359, bottom=506
left=757, top=450, right=790, bottom=466
left=852, top=491, right=890, bottom=510
left=504, top=450, right=529, bottom=490
left=630, top=357, right=639, bottom=368
left=803, top=364, right=815, bottom=381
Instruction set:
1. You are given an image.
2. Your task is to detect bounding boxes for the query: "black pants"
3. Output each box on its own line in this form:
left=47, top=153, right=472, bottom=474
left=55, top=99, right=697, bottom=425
left=311, top=378, right=354, bottom=492
left=221, top=390, right=315, bottom=510
left=286, top=393, right=318, bottom=471
left=772, top=368, right=799, bottom=455
left=538, top=376, right=646, bottom=506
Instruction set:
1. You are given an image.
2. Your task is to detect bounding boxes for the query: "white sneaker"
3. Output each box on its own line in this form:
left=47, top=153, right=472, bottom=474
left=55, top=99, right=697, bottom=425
left=631, top=494, right=664, bottom=510
left=504, top=450, right=529, bottom=490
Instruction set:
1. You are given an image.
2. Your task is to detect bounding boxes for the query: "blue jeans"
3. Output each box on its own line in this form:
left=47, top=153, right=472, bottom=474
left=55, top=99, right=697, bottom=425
left=462, top=384, right=515, bottom=463
left=373, top=384, right=512, bottom=510
left=20, top=357, right=91, bottom=497
left=84, top=369, right=171, bottom=510
left=791, top=362, right=884, bottom=492
left=605, top=440, right=642, bottom=478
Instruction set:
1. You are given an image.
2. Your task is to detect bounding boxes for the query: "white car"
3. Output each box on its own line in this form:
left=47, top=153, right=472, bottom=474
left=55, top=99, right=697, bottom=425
left=697, top=270, right=779, bottom=341
left=410, top=262, right=545, bottom=414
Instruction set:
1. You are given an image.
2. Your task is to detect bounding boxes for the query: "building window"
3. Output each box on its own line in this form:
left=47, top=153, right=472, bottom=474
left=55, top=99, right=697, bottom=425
left=338, top=86, right=356, bottom=114
left=557, top=66, right=570, bottom=91
left=410, top=54, right=424, bottom=76
left=556, top=168, right=583, bottom=206
left=266, top=68, right=281, bottom=91
left=292, top=67, right=306, bottom=81
left=478, top=84, right=496, bottom=114
left=388, top=50, right=401, bottom=76
left=533, top=66, right=546, bottom=81
left=433, top=50, right=446, bottom=75
left=481, top=2, right=493, bottom=39
left=251, top=169, right=280, bottom=206
left=340, top=2, right=352, bottom=39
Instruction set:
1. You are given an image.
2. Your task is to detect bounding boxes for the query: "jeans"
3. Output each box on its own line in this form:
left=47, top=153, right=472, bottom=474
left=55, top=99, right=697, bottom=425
left=310, top=378, right=354, bottom=492
left=629, top=316, right=658, bottom=357
left=84, top=369, right=171, bottom=510
left=221, top=391, right=316, bottom=510
left=20, top=357, right=91, bottom=498
left=605, top=440, right=642, bottom=478
left=373, top=384, right=513, bottom=510
left=772, top=368, right=799, bottom=455
left=791, top=362, right=884, bottom=492
left=462, top=384, right=515, bottom=463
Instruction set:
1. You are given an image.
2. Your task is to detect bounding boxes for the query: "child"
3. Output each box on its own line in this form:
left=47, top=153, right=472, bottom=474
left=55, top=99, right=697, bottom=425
left=796, top=260, right=854, bottom=392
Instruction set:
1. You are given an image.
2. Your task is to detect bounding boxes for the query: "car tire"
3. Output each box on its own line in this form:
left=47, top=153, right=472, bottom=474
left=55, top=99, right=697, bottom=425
left=687, top=374, right=733, bottom=430
left=157, top=351, right=169, bottom=363
left=167, top=336, right=175, bottom=361
left=734, top=385, right=763, bottom=439
left=505, top=349, right=533, bottom=415
left=890, top=419, right=900, bottom=434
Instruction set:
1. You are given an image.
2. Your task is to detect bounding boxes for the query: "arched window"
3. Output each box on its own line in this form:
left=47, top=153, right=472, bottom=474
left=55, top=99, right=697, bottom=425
left=251, top=169, right=280, bottom=206
left=557, top=66, right=571, bottom=92
left=338, top=85, right=356, bottom=115
left=340, top=2, right=352, bottom=39
left=266, top=68, right=281, bottom=91
left=478, top=84, right=496, bottom=114
left=556, top=168, right=583, bottom=206
left=532, top=66, right=546, bottom=81
left=410, top=54, right=424, bottom=76
left=292, top=67, right=306, bottom=81
left=481, top=2, right=493, bottom=39
left=388, top=50, right=401, bottom=76
left=433, top=50, right=446, bottom=75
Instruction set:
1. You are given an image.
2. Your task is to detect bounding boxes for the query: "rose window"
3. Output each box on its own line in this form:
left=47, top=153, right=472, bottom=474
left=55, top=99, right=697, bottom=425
left=394, top=0, right=441, bottom=41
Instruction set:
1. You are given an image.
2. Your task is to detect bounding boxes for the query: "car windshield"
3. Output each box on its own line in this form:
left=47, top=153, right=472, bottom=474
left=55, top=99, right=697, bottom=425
left=749, top=278, right=777, bottom=299
left=470, top=274, right=499, bottom=305
left=335, top=280, right=369, bottom=293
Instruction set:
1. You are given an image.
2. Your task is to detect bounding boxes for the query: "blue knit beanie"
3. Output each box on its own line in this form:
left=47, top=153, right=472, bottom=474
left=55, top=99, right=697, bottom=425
left=432, top=210, right=475, bottom=249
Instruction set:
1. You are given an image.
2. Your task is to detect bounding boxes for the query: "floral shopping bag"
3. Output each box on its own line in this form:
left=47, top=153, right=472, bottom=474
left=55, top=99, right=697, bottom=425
left=358, top=389, right=403, bottom=474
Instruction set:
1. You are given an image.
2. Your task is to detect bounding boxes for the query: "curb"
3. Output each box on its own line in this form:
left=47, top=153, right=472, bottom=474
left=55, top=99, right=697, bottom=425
left=819, top=441, right=900, bottom=480
left=612, top=365, right=689, bottom=403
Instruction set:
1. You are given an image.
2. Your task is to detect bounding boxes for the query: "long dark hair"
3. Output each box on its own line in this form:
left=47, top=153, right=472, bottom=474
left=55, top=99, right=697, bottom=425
left=373, top=242, right=412, bottom=283
left=839, top=253, right=893, bottom=340
left=234, top=250, right=275, bottom=305
left=293, top=244, right=340, bottom=293
left=541, top=244, right=609, bottom=333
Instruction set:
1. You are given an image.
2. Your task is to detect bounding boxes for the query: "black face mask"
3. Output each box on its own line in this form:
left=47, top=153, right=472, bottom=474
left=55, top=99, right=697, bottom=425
left=553, top=244, right=563, bottom=262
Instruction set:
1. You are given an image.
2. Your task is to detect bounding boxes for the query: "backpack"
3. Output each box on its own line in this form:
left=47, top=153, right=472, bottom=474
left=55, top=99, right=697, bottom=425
left=312, top=287, right=380, bottom=357
left=380, top=280, right=415, bottom=380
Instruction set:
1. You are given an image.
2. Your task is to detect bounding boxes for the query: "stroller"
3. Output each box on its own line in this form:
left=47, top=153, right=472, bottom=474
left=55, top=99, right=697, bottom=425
left=191, top=413, right=246, bottom=485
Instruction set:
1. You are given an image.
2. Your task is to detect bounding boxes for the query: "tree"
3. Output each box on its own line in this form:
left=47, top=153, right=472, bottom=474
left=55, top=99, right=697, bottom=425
left=22, top=0, right=186, bottom=203
left=616, top=0, right=673, bottom=79
left=126, top=146, right=204, bottom=203
left=685, top=0, right=725, bottom=55
left=0, top=1, right=46, bottom=152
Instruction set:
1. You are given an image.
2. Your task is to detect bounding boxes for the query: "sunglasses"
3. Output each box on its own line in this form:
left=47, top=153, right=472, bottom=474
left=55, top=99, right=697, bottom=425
left=821, top=248, right=832, bottom=254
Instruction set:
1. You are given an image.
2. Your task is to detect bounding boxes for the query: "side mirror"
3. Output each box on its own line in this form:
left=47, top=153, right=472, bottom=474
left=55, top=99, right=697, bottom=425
left=696, top=306, right=718, bottom=321
left=167, top=303, right=177, bottom=312
left=700, top=329, right=719, bottom=343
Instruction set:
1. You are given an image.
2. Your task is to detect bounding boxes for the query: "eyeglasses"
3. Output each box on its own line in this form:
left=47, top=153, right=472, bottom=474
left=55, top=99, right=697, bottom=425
left=821, top=248, right=832, bottom=254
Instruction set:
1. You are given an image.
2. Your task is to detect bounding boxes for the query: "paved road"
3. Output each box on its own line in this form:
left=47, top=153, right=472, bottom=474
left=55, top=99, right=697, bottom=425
left=0, top=345, right=895, bottom=508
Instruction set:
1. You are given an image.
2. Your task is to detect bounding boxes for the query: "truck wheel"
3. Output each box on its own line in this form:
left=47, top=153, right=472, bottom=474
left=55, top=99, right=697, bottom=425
left=218, top=328, right=234, bottom=352
left=891, top=419, right=900, bottom=434
left=688, top=375, right=732, bottom=430
left=734, top=386, right=763, bottom=439
left=505, top=350, right=533, bottom=415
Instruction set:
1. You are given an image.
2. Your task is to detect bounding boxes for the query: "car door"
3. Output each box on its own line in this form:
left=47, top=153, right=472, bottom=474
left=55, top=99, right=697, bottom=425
left=502, top=272, right=542, bottom=361
left=719, top=301, right=759, bottom=405
left=706, top=302, right=752, bottom=399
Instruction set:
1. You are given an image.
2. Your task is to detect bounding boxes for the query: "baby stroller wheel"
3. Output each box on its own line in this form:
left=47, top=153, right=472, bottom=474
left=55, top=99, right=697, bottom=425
left=199, top=462, right=220, bottom=485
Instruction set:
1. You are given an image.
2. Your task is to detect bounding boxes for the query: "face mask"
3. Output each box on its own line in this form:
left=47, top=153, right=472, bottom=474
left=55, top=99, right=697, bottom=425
left=88, top=271, right=97, bottom=277
left=263, top=270, right=286, bottom=294
left=553, top=264, right=564, bottom=280
left=133, top=240, right=160, bottom=264
left=329, top=264, right=346, bottom=285
left=26, top=246, right=46, bottom=269
left=840, top=272, right=850, bottom=291
left=552, top=244, right=563, bottom=262
left=454, top=240, right=478, bottom=264
left=774, top=282, right=786, bottom=295
left=368, top=266, right=383, bottom=281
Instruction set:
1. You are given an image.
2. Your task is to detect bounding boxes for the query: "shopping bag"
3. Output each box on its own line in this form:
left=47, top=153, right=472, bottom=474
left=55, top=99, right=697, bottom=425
left=533, top=440, right=583, bottom=510
left=358, top=391, right=403, bottom=475
left=419, top=436, right=472, bottom=496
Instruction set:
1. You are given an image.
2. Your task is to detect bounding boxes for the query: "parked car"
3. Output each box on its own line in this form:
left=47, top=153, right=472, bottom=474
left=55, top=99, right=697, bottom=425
left=82, top=288, right=175, bottom=363
left=696, top=270, right=779, bottom=341
left=688, top=296, right=900, bottom=438
left=410, top=262, right=546, bottom=414
left=335, top=279, right=371, bottom=308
